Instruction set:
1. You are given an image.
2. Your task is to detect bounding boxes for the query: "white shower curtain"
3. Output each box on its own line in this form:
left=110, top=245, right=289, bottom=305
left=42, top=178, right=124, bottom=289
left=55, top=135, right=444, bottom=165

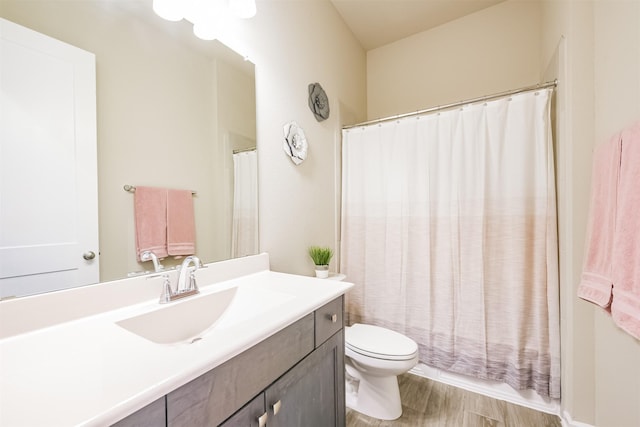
left=231, top=150, right=258, bottom=258
left=340, top=89, right=560, bottom=399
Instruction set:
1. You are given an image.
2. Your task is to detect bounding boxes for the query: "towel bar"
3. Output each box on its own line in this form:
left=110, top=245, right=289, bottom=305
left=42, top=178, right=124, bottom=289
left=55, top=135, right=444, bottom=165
left=123, top=185, right=196, bottom=195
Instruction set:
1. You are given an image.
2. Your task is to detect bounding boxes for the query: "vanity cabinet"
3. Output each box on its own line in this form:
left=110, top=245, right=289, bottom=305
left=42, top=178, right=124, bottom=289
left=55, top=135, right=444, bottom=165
left=165, top=296, right=345, bottom=427
left=113, top=296, right=345, bottom=427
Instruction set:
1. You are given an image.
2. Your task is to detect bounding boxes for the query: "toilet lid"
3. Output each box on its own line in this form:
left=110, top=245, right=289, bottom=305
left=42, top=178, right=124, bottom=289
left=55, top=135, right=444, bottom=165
left=346, top=324, right=418, bottom=360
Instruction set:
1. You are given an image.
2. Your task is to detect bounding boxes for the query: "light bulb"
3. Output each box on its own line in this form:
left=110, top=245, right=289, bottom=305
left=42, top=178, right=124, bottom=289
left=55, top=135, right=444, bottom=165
left=193, top=21, right=218, bottom=40
left=191, top=0, right=229, bottom=41
left=152, top=0, right=184, bottom=21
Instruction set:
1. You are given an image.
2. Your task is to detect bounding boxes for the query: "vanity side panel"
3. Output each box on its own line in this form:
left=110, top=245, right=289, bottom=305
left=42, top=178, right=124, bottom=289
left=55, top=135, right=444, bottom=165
left=111, top=397, right=166, bottom=427
left=166, top=313, right=314, bottom=427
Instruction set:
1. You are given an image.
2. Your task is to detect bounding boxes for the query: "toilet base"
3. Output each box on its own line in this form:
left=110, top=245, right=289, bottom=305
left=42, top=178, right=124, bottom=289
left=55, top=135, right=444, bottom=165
left=345, top=369, right=402, bottom=420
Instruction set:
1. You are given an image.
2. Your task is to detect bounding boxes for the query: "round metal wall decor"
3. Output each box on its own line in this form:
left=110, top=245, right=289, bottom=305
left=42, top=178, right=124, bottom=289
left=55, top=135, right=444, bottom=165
left=308, top=82, right=330, bottom=122
left=283, top=121, right=308, bottom=165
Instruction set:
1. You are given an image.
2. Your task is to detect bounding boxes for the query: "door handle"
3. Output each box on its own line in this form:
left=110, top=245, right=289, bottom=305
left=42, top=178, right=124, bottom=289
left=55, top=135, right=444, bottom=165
left=272, top=399, right=282, bottom=415
left=83, top=251, right=96, bottom=260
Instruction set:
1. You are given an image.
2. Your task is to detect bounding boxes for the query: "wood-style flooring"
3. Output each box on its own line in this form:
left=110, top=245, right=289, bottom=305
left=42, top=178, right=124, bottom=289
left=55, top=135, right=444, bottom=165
left=346, top=374, right=562, bottom=427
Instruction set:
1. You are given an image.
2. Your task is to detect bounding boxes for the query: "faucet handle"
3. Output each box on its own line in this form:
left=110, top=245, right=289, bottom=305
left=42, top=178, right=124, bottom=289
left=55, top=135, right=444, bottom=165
left=187, top=270, right=199, bottom=293
left=158, top=273, right=173, bottom=304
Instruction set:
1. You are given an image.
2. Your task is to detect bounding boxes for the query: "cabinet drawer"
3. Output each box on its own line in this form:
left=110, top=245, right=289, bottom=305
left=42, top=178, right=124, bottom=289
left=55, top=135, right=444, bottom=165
left=315, top=296, right=343, bottom=347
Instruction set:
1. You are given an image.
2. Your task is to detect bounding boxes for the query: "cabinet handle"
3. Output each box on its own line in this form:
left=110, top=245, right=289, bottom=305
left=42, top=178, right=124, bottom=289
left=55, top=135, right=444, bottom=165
left=258, top=412, right=268, bottom=427
left=329, top=313, right=338, bottom=323
left=272, top=399, right=282, bottom=415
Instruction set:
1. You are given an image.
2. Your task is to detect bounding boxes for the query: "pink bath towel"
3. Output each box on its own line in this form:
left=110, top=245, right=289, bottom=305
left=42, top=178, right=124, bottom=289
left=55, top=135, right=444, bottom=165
left=167, top=189, right=196, bottom=256
left=611, top=121, right=640, bottom=339
left=135, top=186, right=168, bottom=260
left=577, top=134, right=621, bottom=309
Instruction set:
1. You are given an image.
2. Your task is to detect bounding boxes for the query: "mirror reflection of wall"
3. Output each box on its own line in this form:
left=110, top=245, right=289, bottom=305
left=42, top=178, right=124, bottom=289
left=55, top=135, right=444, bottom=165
left=0, top=1, right=257, bottom=293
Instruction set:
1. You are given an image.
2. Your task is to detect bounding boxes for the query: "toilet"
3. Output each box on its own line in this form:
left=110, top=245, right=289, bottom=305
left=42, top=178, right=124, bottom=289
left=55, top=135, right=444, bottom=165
left=344, top=323, right=419, bottom=420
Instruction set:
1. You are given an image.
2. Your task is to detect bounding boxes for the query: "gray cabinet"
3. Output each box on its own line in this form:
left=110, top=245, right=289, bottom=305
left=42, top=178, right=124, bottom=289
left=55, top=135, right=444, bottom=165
left=220, top=330, right=344, bottom=427
left=114, top=296, right=345, bottom=427
left=264, top=329, right=345, bottom=427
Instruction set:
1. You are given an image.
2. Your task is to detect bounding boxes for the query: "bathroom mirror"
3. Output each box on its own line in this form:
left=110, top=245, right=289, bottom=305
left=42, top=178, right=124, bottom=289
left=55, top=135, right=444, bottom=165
left=0, top=0, right=257, bottom=297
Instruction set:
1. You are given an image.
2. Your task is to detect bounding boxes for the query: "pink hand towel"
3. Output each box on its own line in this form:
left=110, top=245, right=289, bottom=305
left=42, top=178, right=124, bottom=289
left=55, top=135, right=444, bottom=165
left=577, top=134, right=621, bottom=308
left=167, top=189, right=196, bottom=256
left=135, top=186, right=168, bottom=260
left=611, top=121, right=640, bottom=339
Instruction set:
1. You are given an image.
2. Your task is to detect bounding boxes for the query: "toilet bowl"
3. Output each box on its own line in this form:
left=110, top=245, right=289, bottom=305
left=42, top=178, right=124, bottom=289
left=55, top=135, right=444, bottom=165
left=344, top=323, right=419, bottom=420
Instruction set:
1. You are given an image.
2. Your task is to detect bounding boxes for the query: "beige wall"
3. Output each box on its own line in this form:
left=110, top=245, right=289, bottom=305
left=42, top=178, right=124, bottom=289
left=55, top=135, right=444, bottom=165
left=366, top=0, right=541, bottom=120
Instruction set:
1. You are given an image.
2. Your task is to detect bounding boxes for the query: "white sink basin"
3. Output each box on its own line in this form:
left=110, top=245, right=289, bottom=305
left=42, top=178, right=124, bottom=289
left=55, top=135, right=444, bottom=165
left=116, top=284, right=296, bottom=345
left=116, top=287, right=238, bottom=344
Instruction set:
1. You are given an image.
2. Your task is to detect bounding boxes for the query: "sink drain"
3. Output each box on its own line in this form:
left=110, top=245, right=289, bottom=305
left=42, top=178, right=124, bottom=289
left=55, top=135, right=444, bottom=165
left=190, top=337, right=203, bottom=344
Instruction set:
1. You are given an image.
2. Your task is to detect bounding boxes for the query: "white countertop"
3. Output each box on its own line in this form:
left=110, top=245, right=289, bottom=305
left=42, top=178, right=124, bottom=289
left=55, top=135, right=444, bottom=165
left=0, top=265, right=352, bottom=426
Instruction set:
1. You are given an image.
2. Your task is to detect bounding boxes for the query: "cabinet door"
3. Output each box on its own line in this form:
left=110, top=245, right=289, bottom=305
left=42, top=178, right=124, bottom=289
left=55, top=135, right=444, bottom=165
left=219, top=393, right=266, bottom=427
left=265, top=330, right=345, bottom=427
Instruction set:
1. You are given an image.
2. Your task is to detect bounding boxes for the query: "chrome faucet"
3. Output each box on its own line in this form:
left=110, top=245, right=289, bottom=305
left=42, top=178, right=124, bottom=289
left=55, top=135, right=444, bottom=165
left=140, top=251, right=164, bottom=273
left=176, top=255, right=203, bottom=294
left=156, top=255, right=203, bottom=304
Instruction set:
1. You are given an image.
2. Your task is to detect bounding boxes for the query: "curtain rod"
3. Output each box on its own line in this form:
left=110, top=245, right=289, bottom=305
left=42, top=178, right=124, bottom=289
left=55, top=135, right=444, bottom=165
left=233, top=147, right=256, bottom=154
left=343, top=79, right=557, bottom=130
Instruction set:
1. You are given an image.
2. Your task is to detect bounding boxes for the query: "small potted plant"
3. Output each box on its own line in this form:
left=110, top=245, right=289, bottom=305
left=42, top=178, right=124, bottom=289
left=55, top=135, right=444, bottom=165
left=308, top=246, right=333, bottom=278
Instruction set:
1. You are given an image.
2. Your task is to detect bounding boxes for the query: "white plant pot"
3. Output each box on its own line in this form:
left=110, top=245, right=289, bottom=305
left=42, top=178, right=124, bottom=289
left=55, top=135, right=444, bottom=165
left=314, top=265, right=329, bottom=278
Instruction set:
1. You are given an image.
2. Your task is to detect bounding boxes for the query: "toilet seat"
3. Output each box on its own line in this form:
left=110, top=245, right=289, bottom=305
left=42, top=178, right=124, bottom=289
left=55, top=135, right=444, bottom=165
left=346, top=324, right=418, bottom=361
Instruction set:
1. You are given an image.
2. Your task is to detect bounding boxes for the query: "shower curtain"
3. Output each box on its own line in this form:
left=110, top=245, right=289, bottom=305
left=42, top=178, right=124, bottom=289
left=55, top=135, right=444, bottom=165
left=231, top=150, right=258, bottom=258
left=340, top=88, right=560, bottom=399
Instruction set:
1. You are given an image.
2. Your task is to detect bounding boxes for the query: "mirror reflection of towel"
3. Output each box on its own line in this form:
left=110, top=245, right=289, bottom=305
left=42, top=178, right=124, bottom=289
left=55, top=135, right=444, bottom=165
left=167, top=189, right=196, bottom=256
left=134, top=186, right=168, bottom=260
left=134, top=187, right=196, bottom=260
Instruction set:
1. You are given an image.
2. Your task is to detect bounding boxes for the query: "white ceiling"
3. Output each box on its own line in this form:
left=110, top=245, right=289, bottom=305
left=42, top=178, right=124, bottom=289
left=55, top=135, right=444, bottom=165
left=329, top=0, right=506, bottom=50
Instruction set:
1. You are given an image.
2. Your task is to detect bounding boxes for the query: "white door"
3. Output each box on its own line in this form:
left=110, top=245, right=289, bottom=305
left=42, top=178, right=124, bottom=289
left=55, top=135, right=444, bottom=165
left=0, top=18, right=99, bottom=298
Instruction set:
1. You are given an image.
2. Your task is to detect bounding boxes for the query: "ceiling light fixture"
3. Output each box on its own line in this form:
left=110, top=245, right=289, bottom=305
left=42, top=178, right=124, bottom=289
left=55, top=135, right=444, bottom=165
left=152, top=0, right=256, bottom=41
